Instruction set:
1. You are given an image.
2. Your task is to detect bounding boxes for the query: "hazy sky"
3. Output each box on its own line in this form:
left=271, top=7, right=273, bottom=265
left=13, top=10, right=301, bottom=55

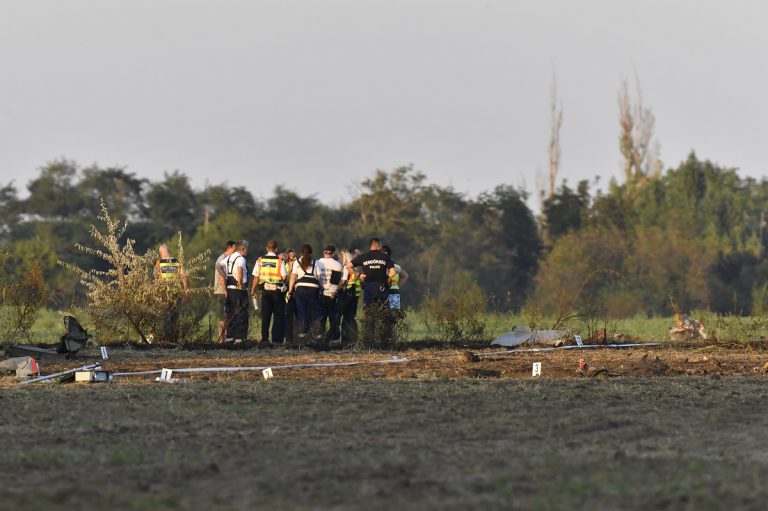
left=1, top=0, right=766, bottom=206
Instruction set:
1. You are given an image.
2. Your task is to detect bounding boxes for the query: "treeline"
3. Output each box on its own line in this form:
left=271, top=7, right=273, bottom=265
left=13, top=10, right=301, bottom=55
left=1, top=154, right=767, bottom=317
left=0, top=160, right=538, bottom=310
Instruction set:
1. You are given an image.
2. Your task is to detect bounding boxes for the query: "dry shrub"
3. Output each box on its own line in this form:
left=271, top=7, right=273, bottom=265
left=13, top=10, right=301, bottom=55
left=423, top=274, right=487, bottom=342
left=60, top=201, right=210, bottom=344
left=0, top=257, right=50, bottom=341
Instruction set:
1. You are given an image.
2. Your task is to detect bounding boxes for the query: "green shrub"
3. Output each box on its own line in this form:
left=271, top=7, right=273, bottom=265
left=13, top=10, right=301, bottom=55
left=422, top=273, right=487, bottom=342
left=60, top=202, right=210, bottom=344
left=0, top=258, right=50, bottom=341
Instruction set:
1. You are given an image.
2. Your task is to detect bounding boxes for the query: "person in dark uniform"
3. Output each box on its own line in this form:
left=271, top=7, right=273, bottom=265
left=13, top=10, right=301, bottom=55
left=346, top=238, right=396, bottom=344
left=251, top=240, right=287, bottom=346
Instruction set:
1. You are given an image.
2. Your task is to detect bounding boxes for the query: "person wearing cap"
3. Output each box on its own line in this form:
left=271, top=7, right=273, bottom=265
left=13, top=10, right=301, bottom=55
left=251, top=240, right=288, bottom=346
left=382, top=245, right=409, bottom=310
left=214, top=240, right=236, bottom=342
left=221, top=240, right=250, bottom=342
left=318, top=244, right=348, bottom=344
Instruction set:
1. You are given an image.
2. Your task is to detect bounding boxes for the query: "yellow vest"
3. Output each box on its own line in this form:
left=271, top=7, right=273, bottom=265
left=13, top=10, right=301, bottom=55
left=259, top=255, right=283, bottom=285
left=389, top=264, right=401, bottom=291
left=347, top=272, right=362, bottom=296
left=159, top=258, right=179, bottom=280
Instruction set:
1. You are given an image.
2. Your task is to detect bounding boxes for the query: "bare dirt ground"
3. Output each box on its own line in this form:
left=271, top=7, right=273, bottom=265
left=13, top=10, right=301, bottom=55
left=2, top=343, right=768, bottom=510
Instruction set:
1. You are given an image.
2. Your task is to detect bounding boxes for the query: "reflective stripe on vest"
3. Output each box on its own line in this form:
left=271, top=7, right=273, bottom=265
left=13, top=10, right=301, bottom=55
left=296, top=260, right=320, bottom=288
left=159, top=258, right=179, bottom=280
left=259, top=255, right=283, bottom=285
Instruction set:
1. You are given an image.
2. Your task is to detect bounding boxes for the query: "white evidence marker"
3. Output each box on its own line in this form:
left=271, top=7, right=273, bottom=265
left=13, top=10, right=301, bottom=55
left=532, top=362, right=542, bottom=377
left=160, top=368, right=174, bottom=381
left=262, top=367, right=274, bottom=380
left=100, top=346, right=109, bottom=360
left=574, top=335, right=584, bottom=347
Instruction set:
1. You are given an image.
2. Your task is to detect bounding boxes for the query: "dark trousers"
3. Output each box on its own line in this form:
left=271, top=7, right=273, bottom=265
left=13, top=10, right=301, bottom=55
left=261, top=289, right=285, bottom=343
left=339, top=289, right=359, bottom=343
left=225, top=288, right=249, bottom=340
left=285, top=295, right=297, bottom=343
left=363, top=282, right=389, bottom=307
left=320, top=294, right=341, bottom=341
left=362, top=282, right=392, bottom=344
left=295, top=286, right=321, bottom=336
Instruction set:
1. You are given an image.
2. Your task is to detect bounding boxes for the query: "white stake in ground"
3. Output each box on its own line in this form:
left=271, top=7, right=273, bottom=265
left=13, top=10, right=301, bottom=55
left=532, top=362, right=542, bottom=377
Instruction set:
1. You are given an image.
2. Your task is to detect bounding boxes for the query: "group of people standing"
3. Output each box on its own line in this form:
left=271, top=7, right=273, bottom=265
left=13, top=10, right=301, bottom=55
left=212, top=238, right=408, bottom=346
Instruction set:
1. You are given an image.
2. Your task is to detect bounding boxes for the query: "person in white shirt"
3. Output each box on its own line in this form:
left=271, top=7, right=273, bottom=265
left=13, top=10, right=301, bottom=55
left=287, top=244, right=324, bottom=343
left=250, top=240, right=288, bottom=346
left=220, top=240, right=249, bottom=342
left=318, top=244, right=348, bottom=343
left=214, top=240, right=236, bottom=343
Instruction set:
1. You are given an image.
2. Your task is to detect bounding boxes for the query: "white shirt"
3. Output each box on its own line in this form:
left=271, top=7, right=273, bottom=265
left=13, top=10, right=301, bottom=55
left=291, top=258, right=324, bottom=288
left=221, top=252, right=248, bottom=287
left=319, top=256, right=348, bottom=296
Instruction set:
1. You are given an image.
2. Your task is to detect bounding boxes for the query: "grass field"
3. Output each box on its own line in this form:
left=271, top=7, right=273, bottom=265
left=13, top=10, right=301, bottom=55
left=26, top=308, right=676, bottom=345
left=3, top=376, right=768, bottom=510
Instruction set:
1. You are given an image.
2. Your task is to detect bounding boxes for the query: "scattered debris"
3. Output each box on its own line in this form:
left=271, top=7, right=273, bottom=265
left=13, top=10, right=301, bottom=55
left=472, top=342, right=662, bottom=359
left=6, top=315, right=92, bottom=361
left=0, top=356, right=41, bottom=378
left=491, top=326, right=568, bottom=347
left=20, top=363, right=102, bottom=385
left=669, top=314, right=707, bottom=342
left=75, top=369, right=114, bottom=383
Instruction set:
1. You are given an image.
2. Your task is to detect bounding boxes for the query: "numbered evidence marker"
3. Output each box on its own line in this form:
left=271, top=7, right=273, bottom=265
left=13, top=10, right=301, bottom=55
left=262, top=367, right=274, bottom=380
left=100, top=346, right=109, bottom=360
left=532, top=362, right=542, bottom=377
left=159, top=368, right=174, bottom=381
left=574, top=335, right=584, bottom=347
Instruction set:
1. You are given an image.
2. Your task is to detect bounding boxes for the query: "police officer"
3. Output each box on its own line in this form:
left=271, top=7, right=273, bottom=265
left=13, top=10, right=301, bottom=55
left=251, top=240, right=287, bottom=346
left=155, top=244, right=188, bottom=341
left=339, top=248, right=361, bottom=344
left=382, top=245, right=409, bottom=310
left=221, top=240, right=249, bottom=342
left=318, top=244, right=347, bottom=345
left=346, top=238, right=396, bottom=344
left=283, top=248, right=298, bottom=345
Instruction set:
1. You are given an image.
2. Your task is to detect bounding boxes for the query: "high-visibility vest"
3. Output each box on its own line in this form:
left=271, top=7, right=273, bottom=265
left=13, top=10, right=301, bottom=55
left=159, top=258, right=179, bottom=280
left=389, top=264, right=402, bottom=292
left=259, top=255, right=283, bottom=285
left=347, top=271, right=362, bottom=296
left=295, top=260, right=320, bottom=289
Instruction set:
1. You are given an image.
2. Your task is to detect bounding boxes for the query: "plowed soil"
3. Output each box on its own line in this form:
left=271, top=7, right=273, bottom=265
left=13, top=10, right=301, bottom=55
left=3, top=343, right=768, bottom=510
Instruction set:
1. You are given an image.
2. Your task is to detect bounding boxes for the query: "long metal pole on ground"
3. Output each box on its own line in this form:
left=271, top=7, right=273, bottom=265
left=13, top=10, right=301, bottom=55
left=112, top=357, right=411, bottom=378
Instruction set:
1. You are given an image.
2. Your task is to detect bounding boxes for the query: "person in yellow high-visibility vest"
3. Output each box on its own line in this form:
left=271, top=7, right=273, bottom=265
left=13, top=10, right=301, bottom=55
left=154, top=244, right=189, bottom=341
left=339, top=248, right=361, bottom=344
left=250, top=240, right=288, bottom=346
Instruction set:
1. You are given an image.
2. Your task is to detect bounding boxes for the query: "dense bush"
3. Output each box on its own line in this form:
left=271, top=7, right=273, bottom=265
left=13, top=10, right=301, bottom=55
left=61, top=203, right=210, bottom=344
